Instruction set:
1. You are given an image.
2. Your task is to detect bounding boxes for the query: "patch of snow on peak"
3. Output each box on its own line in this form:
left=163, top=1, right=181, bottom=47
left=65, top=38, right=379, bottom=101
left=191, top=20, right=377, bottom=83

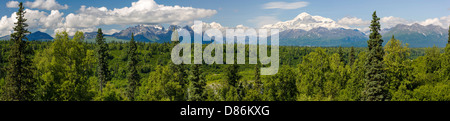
left=262, top=12, right=348, bottom=31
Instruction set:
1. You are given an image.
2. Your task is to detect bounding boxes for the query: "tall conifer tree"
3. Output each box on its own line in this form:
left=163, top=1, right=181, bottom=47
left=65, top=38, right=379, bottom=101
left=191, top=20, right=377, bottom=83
left=127, top=33, right=140, bottom=101
left=349, top=46, right=356, bottom=66
left=96, top=28, right=111, bottom=94
left=4, top=2, right=35, bottom=101
left=187, top=64, right=206, bottom=101
left=363, top=11, right=388, bottom=101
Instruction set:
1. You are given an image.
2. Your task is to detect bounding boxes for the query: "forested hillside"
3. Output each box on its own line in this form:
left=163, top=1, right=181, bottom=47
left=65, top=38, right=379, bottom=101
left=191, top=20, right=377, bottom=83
left=0, top=35, right=449, bottom=101
left=0, top=4, right=449, bottom=101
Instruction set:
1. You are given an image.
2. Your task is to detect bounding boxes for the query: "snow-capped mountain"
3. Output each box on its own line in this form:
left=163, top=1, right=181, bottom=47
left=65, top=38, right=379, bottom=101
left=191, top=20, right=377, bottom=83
left=262, top=12, right=347, bottom=32
left=111, top=24, right=172, bottom=42
left=2, top=12, right=447, bottom=47
left=260, top=12, right=367, bottom=47
left=382, top=23, right=448, bottom=47
left=278, top=27, right=368, bottom=47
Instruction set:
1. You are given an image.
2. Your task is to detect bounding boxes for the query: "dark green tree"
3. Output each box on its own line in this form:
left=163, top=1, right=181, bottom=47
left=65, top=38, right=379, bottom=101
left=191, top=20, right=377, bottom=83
left=3, top=2, right=36, bottom=101
left=225, top=64, right=241, bottom=87
left=95, top=28, right=111, bottom=94
left=349, top=46, right=356, bottom=66
left=187, top=64, right=206, bottom=101
left=441, top=26, right=450, bottom=81
left=127, top=33, right=140, bottom=101
left=338, top=46, right=344, bottom=63
left=363, top=11, right=388, bottom=101
left=168, top=62, right=188, bottom=101
left=0, top=49, right=3, bottom=63
left=254, top=62, right=261, bottom=86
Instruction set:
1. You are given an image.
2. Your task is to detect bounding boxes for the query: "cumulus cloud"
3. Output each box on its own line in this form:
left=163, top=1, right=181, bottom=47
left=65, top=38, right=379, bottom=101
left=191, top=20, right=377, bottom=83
left=337, top=17, right=371, bottom=32
left=336, top=16, right=417, bottom=32
left=263, top=1, right=309, bottom=10
left=59, top=0, right=217, bottom=34
left=7, top=0, right=68, bottom=10
left=0, top=0, right=218, bottom=36
left=0, top=13, right=17, bottom=37
left=380, top=16, right=412, bottom=28
left=419, top=15, right=450, bottom=28
left=103, top=29, right=121, bottom=35
left=6, top=1, right=19, bottom=8
left=0, top=9, right=65, bottom=37
left=24, top=0, right=68, bottom=10
left=337, top=17, right=370, bottom=27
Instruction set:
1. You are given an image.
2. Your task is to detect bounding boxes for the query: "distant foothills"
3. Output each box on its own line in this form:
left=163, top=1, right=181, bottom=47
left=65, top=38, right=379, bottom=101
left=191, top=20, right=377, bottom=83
left=1, top=13, right=448, bottom=48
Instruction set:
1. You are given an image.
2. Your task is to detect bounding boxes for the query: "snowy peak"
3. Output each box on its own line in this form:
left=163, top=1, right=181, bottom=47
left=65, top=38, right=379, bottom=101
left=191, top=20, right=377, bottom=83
left=294, top=12, right=312, bottom=19
left=382, top=23, right=449, bottom=47
left=390, top=23, right=446, bottom=35
left=262, top=12, right=346, bottom=31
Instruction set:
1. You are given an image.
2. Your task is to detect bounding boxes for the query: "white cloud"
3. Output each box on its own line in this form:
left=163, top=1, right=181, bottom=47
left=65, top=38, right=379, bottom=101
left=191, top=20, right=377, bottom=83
left=263, top=1, right=309, bottom=10
left=104, top=29, right=121, bottom=35
left=59, top=0, right=217, bottom=34
left=25, top=0, right=68, bottom=10
left=337, top=17, right=371, bottom=32
left=380, top=16, right=412, bottom=28
left=248, top=16, right=280, bottom=28
left=24, top=9, right=64, bottom=30
left=337, top=17, right=370, bottom=27
left=6, top=1, right=19, bottom=8
left=0, top=9, right=65, bottom=37
left=0, top=0, right=217, bottom=36
left=419, top=15, right=450, bottom=28
left=0, top=13, right=17, bottom=37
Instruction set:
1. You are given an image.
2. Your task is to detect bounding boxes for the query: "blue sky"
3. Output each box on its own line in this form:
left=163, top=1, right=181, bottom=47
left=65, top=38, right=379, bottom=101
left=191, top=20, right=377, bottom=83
left=0, top=0, right=449, bottom=36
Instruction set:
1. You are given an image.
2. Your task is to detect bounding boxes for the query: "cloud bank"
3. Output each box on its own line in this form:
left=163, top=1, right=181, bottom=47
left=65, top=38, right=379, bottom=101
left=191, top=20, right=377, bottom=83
left=1, top=0, right=217, bottom=36
left=7, top=0, right=68, bottom=10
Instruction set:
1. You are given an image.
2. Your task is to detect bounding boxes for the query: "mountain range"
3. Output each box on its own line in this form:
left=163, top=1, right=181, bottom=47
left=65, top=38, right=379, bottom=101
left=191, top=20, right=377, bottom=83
left=0, top=31, right=53, bottom=41
left=0, top=12, right=448, bottom=47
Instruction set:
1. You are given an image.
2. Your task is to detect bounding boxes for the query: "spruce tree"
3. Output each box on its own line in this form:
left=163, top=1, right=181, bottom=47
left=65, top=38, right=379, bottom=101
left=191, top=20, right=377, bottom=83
left=349, top=46, right=356, bottom=66
left=4, top=2, right=36, bottom=101
left=127, top=33, right=140, bottom=101
left=225, top=64, right=241, bottom=87
left=96, top=28, right=111, bottom=94
left=338, top=46, right=344, bottom=63
left=363, top=11, right=388, bottom=101
left=254, top=62, right=261, bottom=86
left=187, top=64, right=206, bottom=101
left=442, top=26, right=450, bottom=81
left=0, top=49, right=2, bottom=63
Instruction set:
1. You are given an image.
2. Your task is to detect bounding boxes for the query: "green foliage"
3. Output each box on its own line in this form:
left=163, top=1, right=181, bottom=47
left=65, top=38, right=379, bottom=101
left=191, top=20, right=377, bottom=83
left=338, top=52, right=366, bottom=101
left=384, top=35, right=411, bottom=99
left=137, top=65, right=183, bottom=101
left=94, top=81, right=126, bottom=101
left=34, top=31, right=94, bottom=101
left=265, top=66, right=297, bottom=101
